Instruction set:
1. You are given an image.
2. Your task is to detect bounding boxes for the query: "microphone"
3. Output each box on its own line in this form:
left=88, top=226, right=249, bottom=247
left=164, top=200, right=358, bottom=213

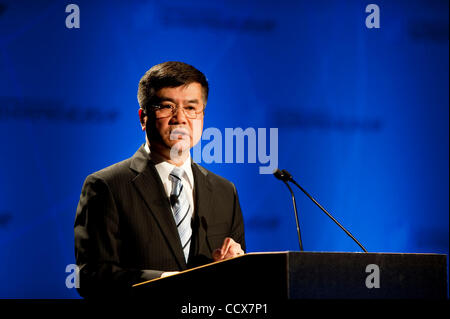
left=279, top=168, right=368, bottom=253
left=273, top=169, right=304, bottom=251
left=273, top=168, right=289, bottom=182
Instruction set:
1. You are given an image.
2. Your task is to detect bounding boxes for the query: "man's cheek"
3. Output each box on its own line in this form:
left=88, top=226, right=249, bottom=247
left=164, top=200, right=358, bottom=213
left=191, top=119, right=203, bottom=145
left=152, top=122, right=167, bottom=139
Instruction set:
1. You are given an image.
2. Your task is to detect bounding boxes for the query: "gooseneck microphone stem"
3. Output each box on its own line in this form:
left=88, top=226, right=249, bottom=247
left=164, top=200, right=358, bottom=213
left=274, top=169, right=304, bottom=251
left=288, top=176, right=368, bottom=253
left=283, top=180, right=304, bottom=252
left=274, top=168, right=368, bottom=253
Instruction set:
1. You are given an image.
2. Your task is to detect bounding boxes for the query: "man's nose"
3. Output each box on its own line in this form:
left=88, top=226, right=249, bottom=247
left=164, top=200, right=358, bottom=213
left=170, top=107, right=188, bottom=123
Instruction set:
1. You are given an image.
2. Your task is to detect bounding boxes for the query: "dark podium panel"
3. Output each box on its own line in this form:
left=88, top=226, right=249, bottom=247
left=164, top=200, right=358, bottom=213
left=132, top=252, right=447, bottom=299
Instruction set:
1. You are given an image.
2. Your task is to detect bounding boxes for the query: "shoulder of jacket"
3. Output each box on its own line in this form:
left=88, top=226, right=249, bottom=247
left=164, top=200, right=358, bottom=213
left=193, top=163, right=236, bottom=190
left=87, top=157, right=134, bottom=184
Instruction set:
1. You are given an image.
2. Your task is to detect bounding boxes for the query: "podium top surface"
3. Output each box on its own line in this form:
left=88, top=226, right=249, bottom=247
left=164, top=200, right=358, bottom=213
left=132, top=251, right=447, bottom=287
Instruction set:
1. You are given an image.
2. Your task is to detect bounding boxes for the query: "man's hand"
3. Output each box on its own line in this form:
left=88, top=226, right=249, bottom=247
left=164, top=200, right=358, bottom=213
left=212, top=237, right=244, bottom=262
left=160, top=271, right=180, bottom=278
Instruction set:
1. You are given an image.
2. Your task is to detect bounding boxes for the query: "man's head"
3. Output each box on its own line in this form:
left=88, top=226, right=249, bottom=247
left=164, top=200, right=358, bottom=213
left=137, top=62, right=208, bottom=163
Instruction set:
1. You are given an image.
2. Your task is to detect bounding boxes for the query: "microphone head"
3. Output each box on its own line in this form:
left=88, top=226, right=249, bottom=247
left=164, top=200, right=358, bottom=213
left=274, top=168, right=295, bottom=182
left=273, top=168, right=287, bottom=181
left=281, top=169, right=293, bottom=181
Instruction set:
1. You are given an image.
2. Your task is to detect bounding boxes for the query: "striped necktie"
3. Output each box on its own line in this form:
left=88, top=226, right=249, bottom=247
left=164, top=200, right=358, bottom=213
left=169, top=167, right=192, bottom=262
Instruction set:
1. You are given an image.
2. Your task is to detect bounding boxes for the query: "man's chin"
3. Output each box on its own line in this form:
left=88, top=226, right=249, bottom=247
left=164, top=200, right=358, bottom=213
left=168, top=140, right=191, bottom=161
left=168, top=139, right=190, bottom=150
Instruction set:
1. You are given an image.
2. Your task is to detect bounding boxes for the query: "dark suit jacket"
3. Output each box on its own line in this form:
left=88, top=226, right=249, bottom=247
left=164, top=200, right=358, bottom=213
left=74, top=145, right=246, bottom=298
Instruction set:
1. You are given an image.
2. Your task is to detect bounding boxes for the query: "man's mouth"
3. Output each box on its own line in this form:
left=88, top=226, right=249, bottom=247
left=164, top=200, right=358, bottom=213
left=170, top=128, right=190, bottom=140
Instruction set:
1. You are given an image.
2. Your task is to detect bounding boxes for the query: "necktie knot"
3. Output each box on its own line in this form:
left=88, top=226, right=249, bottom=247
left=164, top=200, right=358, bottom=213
left=169, top=167, right=184, bottom=181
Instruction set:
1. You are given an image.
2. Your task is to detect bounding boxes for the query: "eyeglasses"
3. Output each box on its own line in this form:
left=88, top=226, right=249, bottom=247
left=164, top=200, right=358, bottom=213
left=150, top=104, right=205, bottom=119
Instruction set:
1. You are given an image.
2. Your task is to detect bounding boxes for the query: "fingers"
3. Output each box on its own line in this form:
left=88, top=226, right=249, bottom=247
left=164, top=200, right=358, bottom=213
left=211, top=238, right=231, bottom=261
left=223, top=243, right=244, bottom=259
left=212, top=237, right=244, bottom=261
left=225, top=242, right=244, bottom=258
left=212, top=248, right=222, bottom=261
left=220, top=237, right=233, bottom=258
left=160, top=271, right=180, bottom=278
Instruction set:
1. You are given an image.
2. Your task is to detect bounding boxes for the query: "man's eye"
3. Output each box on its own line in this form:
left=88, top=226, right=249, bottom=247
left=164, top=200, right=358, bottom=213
left=184, top=106, right=196, bottom=111
left=160, top=105, right=173, bottom=109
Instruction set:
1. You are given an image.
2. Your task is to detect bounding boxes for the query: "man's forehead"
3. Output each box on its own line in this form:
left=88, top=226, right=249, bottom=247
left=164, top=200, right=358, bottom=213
left=156, top=83, right=205, bottom=101
left=157, top=83, right=202, bottom=94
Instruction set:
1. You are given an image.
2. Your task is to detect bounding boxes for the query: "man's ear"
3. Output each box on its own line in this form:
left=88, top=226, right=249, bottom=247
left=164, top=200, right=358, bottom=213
left=139, top=109, right=146, bottom=131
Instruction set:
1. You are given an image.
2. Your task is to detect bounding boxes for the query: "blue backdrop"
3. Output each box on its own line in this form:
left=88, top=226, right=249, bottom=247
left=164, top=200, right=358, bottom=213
left=0, top=0, right=448, bottom=298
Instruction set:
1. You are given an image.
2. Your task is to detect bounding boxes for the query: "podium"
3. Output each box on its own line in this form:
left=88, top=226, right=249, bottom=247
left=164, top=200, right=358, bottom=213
left=132, top=252, right=447, bottom=299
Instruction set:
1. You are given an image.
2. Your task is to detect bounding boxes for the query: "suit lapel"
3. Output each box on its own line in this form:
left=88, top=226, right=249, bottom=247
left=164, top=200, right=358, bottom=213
left=130, top=146, right=186, bottom=269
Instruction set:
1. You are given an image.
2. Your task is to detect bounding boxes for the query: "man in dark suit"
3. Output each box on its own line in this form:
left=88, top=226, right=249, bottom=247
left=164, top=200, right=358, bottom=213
left=74, top=61, right=246, bottom=298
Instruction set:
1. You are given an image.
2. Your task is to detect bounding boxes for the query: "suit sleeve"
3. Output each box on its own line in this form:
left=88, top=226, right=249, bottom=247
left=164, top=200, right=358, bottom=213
left=229, top=183, right=246, bottom=252
left=74, top=175, right=163, bottom=298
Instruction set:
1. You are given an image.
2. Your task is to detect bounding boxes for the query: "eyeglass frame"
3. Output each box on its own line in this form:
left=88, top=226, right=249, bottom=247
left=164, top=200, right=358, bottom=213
left=147, top=103, right=206, bottom=119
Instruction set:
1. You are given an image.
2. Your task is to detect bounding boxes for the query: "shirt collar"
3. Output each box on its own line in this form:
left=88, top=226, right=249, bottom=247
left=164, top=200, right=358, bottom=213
left=144, top=143, right=194, bottom=189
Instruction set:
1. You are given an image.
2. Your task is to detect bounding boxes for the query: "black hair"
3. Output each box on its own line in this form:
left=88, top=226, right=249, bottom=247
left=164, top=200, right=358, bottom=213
left=137, top=61, right=209, bottom=113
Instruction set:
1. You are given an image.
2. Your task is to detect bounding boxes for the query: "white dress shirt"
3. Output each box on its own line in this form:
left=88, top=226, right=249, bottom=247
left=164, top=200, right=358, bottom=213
left=144, top=143, right=195, bottom=214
